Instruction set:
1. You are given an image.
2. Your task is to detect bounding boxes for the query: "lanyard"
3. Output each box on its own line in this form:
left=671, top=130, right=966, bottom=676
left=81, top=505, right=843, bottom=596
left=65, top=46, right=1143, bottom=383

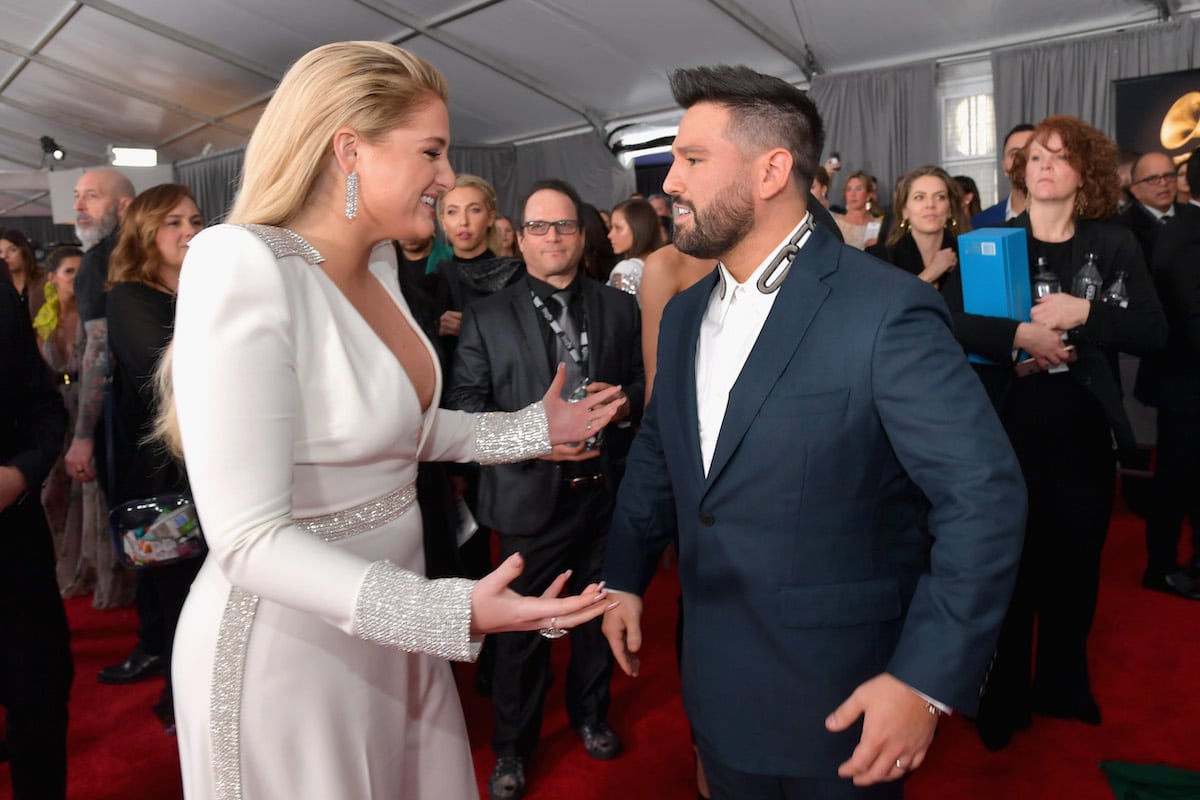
left=530, top=290, right=589, bottom=369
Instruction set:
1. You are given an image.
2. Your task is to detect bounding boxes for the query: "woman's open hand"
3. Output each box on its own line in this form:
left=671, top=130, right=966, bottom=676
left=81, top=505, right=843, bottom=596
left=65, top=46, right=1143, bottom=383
left=542, top=364, right=622, bottom=446
left=470, top=553, right=615, bottom=635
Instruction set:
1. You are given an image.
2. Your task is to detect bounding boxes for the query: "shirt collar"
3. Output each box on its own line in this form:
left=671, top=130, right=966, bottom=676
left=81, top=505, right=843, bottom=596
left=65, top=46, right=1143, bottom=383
left=1141, top=202, right=1175, bottom=221
left=527, top=272, right=580, bottom=301
left=714, top=214, right=814, bottom=306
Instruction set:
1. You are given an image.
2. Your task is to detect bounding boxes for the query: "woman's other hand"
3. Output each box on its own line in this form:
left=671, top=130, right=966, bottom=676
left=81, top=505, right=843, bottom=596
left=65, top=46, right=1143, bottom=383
left=470, top=553, right=614, bottom=635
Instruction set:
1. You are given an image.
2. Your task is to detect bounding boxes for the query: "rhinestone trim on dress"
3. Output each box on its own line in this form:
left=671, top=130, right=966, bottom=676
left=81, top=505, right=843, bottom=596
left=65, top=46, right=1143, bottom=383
left=354, top=561, right=477, bottom=662
left=210, top=588, right=260, bottom=800
left=240, top=224, right=324, bottom=265
left=294, top=483, right=417, bottom=542
left=474, top=402, right=552, bottom=465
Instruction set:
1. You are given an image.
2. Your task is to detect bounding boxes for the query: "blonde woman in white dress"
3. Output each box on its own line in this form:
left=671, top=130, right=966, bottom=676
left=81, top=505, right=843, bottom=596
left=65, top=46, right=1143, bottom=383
left=161, top=41, right=621, bottom=800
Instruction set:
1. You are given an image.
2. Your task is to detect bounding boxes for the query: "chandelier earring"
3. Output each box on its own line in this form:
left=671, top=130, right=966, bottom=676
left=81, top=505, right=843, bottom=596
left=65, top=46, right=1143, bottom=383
left=345, top=171, right=359, bottom=220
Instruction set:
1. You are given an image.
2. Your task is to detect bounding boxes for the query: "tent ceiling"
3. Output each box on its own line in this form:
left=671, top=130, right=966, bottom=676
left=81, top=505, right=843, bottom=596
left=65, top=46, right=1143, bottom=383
left=0, top=0, right=1193, bottom=216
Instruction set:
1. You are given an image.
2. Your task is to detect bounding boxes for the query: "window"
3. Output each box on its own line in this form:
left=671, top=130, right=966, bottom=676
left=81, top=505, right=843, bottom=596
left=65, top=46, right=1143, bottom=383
left=938, top=60, right=999, bottom=208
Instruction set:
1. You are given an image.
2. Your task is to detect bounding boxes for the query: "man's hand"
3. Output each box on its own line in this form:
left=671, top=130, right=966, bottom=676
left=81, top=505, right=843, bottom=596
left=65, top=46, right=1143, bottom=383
left=538, top=442, right=602, bottom=462
left=0, top=465, right=29, bottom=513
left=439, top=310, right=463, bottom=337
left=825, top=673, right=940, bottom=786
left=601, top=592, right=644, bottom=677
left=64, top=437, right=96, bottom=483
left=585, top=381, right=630, bottom=424
left=1031, top=292, right=1091, bottom=332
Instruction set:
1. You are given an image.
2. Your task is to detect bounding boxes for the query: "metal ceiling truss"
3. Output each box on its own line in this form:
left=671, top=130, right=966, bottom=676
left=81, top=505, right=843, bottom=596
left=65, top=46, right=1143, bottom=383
left=356, top=0, right=609, bottom=136
left=704, top=0, right=816, bottom=80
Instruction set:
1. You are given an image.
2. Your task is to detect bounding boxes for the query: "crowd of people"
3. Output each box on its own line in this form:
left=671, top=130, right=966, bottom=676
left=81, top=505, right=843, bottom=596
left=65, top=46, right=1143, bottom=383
left=2, top=38, right=1198, bottom=800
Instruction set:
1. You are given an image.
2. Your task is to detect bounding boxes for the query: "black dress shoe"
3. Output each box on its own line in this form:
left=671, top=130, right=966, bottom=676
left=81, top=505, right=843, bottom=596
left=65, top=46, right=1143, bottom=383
left=1142, top=570, right=1200, bottom=601
left=1033, top=697, right=1101, bottom=725
left=488, top=756, right=526, bottom=800
left=98, top=644, right=165, bottom=684
left=577, top=721, right=621, bottom=760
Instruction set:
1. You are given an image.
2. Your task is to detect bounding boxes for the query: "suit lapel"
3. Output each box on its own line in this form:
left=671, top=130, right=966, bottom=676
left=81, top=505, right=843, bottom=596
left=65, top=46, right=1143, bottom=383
left=581, top=278, right=603, bottom=377
left=511, top=279, right=554, bottom=388
left=703, top=226, right=839, bottom=491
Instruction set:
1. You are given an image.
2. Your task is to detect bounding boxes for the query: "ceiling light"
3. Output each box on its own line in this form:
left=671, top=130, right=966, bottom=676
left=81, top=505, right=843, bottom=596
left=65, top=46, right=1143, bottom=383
left=110, top=147, right=158, bottom=167
left=40, top=136, right=65, bottom=162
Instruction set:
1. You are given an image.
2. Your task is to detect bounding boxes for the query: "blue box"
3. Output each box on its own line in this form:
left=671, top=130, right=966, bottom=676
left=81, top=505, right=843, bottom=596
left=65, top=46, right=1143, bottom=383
left=957, top=228, right=1031, bottom=365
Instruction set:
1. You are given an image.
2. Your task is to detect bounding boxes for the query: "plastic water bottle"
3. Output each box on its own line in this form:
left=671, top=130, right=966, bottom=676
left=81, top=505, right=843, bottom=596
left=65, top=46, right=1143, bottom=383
left=1071, top=253, right=1103, bottom=301
left=1101, top=270, right=1130, bottom=308
left=1032, top=257, right=1060, bottom=298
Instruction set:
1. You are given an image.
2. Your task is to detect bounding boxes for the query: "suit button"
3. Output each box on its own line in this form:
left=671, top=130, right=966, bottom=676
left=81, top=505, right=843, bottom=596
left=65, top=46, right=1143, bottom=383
left=699, top=512, right=715, bottom=526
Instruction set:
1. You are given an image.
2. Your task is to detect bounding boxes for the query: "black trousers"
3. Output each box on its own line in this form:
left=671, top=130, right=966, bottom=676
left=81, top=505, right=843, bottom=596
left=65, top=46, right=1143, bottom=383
left=982, top=389, right=1115, bottom=726
left=0, top=497, right=74, bottom=800
left=700, top=748, right=903, bottom=800
left=491, top=481, right=614, bottom=759
left=1145, top=407, right=1200, bottom=575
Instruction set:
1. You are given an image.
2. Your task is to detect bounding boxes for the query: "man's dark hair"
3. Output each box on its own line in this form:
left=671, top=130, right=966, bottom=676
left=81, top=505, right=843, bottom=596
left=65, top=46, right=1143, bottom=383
left=1187, top=147, right=1199, bottom=194
left=518, top=178, right=584, bottom=229
left=669, top=65, right=824, bottom=192
left=1003, top=123, right=1035, bottom=149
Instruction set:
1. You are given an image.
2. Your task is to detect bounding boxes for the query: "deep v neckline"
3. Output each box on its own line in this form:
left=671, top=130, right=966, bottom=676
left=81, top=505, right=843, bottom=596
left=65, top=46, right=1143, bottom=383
left=263, top=227, right=437, bottom=415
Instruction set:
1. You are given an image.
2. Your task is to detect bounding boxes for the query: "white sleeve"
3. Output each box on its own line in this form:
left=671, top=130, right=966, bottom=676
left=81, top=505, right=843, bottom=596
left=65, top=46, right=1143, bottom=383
left=419, top=404, right=552, bottom=464
left=172, top=225, right=476, bottom=661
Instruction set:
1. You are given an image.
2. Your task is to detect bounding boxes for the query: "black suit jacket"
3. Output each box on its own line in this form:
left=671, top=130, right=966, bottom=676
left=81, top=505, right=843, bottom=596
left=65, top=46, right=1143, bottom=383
left=1117, top=203, right=1200, bottom=411
left=445, top=274, right=645, bottom=535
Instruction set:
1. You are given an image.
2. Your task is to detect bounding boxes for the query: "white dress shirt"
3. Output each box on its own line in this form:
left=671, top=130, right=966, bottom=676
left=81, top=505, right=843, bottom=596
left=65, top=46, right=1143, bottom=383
left=695, top=217, right=813, bottom=475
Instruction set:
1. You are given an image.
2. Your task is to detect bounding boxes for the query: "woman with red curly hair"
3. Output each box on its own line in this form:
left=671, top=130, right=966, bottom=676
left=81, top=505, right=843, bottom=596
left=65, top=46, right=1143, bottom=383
left=941, top=116, right=1167, bottom=751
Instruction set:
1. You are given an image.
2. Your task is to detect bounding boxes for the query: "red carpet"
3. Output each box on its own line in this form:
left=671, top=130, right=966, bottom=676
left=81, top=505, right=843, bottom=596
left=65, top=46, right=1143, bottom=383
left=3, top=501, right=1197, bottom=800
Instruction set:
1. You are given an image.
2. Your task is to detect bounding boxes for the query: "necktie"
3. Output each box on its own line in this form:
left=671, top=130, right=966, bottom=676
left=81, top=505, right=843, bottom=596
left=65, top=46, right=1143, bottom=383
left=551, top=290, right=584, bottom=399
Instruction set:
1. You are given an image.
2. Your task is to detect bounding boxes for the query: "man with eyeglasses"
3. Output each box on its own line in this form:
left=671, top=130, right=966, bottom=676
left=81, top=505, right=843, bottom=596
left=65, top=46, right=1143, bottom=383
left=446, top=178, right=644, bottom=800
left=1118, top=151, right=1200, bottom=601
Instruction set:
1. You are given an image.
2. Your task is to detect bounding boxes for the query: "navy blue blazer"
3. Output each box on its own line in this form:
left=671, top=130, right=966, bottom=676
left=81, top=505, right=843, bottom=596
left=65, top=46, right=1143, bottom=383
left=604, top=224, right=1026, bottom=778
left=971, top=198, right=1008, bottom=229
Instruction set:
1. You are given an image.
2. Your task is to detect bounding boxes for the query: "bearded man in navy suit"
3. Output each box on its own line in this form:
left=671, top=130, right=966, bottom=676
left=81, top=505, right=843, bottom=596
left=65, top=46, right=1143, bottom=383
left=602, top=65, right=1027, bottom=799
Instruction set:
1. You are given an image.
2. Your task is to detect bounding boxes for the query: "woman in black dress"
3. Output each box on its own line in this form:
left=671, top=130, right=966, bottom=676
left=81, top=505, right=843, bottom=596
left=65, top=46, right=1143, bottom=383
left=942, top=116, right=1168, bottom=750
left=867, top=165, right=970, bottom=290
left=106, top=183, right=206, bottom=729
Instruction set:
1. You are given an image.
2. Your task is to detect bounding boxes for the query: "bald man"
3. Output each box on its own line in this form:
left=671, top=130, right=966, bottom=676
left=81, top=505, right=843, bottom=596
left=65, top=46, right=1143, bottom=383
left=64, top=170, right=172, bottom=685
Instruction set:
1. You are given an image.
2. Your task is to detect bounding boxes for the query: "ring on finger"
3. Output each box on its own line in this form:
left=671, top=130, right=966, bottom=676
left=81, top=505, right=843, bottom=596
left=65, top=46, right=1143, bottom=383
left=539, top=617, right=567, bottom=640
left=894, top=759, right=905, bottom=771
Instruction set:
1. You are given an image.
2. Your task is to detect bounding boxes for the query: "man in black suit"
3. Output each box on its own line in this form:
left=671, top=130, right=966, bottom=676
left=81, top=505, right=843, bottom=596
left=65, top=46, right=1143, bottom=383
left=1117, top=150, right=1200, bottom=599
left=1, top=278, right=73, bottom=799
left=446, top=178, right=644, bottom=800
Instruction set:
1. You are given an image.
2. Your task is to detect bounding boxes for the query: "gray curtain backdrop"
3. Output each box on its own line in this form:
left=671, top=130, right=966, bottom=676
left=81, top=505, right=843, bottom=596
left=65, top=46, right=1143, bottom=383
left=808, top=62, right=938, bottom=207
left=174, top=147, right=245, bottom=224
left=991, top=17, right=1200, bottom=144
left=451, top=131, right=634, bottom=218
left=168, top=132, right=630, bottom=231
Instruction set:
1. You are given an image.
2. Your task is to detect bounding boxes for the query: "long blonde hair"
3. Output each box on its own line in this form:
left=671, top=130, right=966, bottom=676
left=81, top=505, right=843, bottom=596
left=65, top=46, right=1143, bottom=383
left=229, top=41, right=448, bottom=226
left=156, top=42, right=450, bottom=456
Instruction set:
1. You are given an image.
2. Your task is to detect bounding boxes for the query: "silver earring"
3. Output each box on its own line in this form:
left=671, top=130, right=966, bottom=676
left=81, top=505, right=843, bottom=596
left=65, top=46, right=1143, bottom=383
left=345, top=171, right=359, bottom=220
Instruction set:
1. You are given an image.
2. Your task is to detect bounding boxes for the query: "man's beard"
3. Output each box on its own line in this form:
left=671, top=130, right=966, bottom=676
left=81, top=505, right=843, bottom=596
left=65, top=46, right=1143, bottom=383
left=672, top=175, right=755, bottom=261
left=75, top=205, right=120, bottom=251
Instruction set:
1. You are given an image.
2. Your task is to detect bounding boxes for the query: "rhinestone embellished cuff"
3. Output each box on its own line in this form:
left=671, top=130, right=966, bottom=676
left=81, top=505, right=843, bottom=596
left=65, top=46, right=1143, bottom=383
left=353, top=561, right=477, bottom=662
left=474, top=402, right=551, bottom=465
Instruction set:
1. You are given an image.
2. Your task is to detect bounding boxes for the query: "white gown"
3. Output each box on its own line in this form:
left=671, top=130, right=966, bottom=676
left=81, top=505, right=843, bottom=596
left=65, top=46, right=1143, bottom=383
left=170, top=224, right=549, bottom=799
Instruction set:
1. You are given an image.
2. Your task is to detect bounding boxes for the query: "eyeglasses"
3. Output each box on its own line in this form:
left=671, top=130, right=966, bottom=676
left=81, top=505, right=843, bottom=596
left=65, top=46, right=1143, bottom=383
left=1133, top=173, right=1177, bottom=186
left=522, top=219, right=580, bottom=236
